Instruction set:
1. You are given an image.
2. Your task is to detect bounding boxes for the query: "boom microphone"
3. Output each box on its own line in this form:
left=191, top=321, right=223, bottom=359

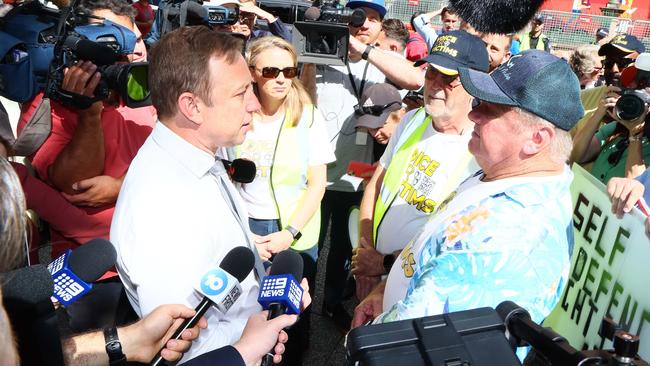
left=1, top=265, right=65, bottom=366
left=48, top=238, right=117, bottom=306
left=150, top=246, right=255, bottom=366
left=258, top=250, right=304, bottom=366
left=449, top=0, right=544, bottom=34
left=222, top=158, right=257, bottom=184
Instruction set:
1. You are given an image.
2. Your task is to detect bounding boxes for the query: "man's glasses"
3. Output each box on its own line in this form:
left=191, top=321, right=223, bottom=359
left=425, top=66, right=460, bottom=86
left=603, top=57, right=635, bottom=70
left=255, top=66, right=299, bottom=79
left=355, top=101, right=401, bottom=116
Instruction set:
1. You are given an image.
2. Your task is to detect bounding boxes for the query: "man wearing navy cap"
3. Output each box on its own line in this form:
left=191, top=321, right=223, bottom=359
left=599, top=34, right=645, bottom=86
left=352, top=30, right=486, bottom=301
left=310, top=0, right=424, bottom=324
left=353, top=50, right=583, bottom=331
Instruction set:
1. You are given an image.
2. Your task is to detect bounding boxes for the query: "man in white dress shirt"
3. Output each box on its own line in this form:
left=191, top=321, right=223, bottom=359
left=111, top=27, right=263, bottom=363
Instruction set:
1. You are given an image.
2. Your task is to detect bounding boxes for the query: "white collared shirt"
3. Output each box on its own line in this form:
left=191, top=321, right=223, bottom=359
left=111, top=122, right=261, bottom=363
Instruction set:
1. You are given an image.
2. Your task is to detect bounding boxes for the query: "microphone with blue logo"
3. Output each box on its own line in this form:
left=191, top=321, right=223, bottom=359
left=258, top=250, right=304, bottom=366
left=150, top=246, right=255, bottom=366
left=47, top=238, right=117, bottom=307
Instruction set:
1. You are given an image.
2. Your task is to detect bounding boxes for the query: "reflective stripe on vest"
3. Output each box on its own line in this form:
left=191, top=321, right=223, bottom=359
left=271, top=105, right=320, bottom=251
left=372, top=108, right=430, bottom=244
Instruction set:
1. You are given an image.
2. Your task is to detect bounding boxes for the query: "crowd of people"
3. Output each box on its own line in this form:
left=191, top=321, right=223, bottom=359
left=1, top=0, right=650, bottom=364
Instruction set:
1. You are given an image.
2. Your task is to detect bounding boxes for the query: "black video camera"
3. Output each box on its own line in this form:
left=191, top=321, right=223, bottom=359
left=292, top=4, right=366, bottom=66
left=0, top=0, right=150, bottom=109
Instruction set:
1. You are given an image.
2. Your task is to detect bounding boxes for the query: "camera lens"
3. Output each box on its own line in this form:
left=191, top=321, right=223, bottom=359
left=615, top=94, right=645, bottom=121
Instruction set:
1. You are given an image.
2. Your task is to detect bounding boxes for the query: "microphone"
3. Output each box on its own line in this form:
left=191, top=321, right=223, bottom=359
left=1, top=265, right=65, bottom=366
left=63, top=35, right=119, bottom=66
left=150, top=246, right=255, bottom=366
left=47, top=238, right=117, bottom=306
left=258, top=250, right=304, bottom=366
left=349, top=8, right=366, bottom=28
left=304, top=6, right=321, bottom=21
left=185, top=1, right=209, bottom=26
left=222, top=158, right=257, bottom=184
left=448, top=0, right=544, bottom=34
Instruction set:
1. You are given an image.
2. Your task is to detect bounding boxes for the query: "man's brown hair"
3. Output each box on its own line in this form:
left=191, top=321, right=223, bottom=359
left=149, top=26, right=244, bottom=120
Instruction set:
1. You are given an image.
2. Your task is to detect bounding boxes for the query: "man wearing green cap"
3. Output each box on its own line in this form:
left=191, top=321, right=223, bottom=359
left=352, top=50, right=583, bottom=329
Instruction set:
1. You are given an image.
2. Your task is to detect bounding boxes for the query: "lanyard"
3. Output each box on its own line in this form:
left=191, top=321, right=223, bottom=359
left=346, top=61, right=370, bottom=102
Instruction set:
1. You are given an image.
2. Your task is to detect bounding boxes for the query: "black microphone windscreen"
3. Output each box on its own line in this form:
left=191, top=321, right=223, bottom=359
left=1, top=265, right=54, bottom=306
left=269, top=250, right=303, bottom=280
left=220, top=246, right=255, bottom=282
left=65, top=37, right=119, bottom=66
left=304, top=6, right=321, bottom=21
left=349, top=8, right=366, bottom=28
left=186, top=1, right=208, bottom=23
left=230, top=158, right=256, bottom=184
left=67, top=238, right=116, bottom=283
left=449, top=0, right=544, bottom=34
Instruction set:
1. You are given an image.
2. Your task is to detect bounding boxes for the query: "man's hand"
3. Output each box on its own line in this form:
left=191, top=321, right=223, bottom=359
left=255, top=242, right=273, bottom=261
left=234, top=311, right=298, bottom=365
left=61, top=175, right=123, bottom=207
left=62, top=60, right=103, bottom=113
left=352, top=281, right=386, bottom=328
left=351, top=238, right=384, bottom=277
left=355, top=275, right=381, bottom=302
left=239, top=2, right=276, bottom=22
left=256, top=230, right=294, bottom=254
left=348, top=35, right=367, bottom=62
left=120, top=304, right=208, bottom=363
left=607, top=176, right=645, bottom=217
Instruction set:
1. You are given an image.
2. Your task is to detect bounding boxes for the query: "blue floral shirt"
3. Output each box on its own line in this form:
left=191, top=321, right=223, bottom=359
left=378, top=167, right=574, bottom=326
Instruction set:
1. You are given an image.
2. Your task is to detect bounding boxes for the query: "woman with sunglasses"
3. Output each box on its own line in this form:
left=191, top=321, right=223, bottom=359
left=572, top=57, right=650, bottom=184
left=239, top=35, right=334, bottom=363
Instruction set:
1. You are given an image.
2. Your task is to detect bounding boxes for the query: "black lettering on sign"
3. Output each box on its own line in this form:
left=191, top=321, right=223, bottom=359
left=605, top=281, right=624, bottom=320
left=584, top=204, right=601, bottom=246
left=636, top=309, right=650, bottom=340
left=619, top=294, right=639, bottom=332
left=582, top=297, right=599, bottom=337
left=583, top=257, right=600, bottom=297
left=571, top=247, right=588, bottom=282
left=571, top=287, right=587, bottom=324
left=573, top=193, right=590, bottom=231
left=594, top=269, right=612, bottom=303
left=609, top=227, right=628, bottom=266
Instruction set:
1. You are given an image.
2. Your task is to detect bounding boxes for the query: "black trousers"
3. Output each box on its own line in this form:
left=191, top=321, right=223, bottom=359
left=319, top=189, right=363, bottom=308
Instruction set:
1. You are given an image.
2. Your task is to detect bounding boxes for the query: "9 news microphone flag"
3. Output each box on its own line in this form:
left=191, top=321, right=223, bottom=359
left=258, top=250, right=304, bottom=366
left=47, top=238, right=117, bottom=306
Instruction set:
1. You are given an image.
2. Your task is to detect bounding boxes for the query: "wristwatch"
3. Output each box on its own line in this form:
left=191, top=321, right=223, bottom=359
left=285, top=225, right=302, bottom=241
left=383, top=254, right=396, bottom=274
left=362, top=44, right=374, bottom=60
left=104, top=327, right=127, bottom=366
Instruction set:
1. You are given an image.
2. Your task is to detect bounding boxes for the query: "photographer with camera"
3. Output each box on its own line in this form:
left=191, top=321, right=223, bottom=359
left=224, top=0, right=291, bottom=42
left=15, top=0, right=155, bottom=332
left=300, top=0, right=424, bottom=325
left=572, top=51, right=650, bottom=184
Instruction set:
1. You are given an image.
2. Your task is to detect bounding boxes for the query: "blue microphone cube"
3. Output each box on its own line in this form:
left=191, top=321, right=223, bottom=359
left=257, top=274, right=303, bottom=315
left=47, top=250, right=92, bottom=306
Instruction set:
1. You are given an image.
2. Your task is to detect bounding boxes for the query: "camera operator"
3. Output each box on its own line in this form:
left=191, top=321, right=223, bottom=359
left=221, top=0, right=291, bottom=42
left=16, top=0, right=155, bottom=332
left=299, top=0, right=423, bottom=325
left=572, top=51, right=650, bottom=184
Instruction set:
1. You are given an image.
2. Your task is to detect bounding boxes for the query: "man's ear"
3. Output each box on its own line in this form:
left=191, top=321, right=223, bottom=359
left=523, top=125, right=554, bottom=155
left=177, top=92, right=203, bottom=126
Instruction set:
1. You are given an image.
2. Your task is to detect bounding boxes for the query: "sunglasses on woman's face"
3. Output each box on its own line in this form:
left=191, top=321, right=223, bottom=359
left=256, top=66, right=299, bottom=79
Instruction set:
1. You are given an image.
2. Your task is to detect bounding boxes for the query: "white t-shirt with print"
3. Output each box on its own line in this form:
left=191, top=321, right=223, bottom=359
left=376, top=109, right=478, bottom=255
left=238, top=107, right=335, bottom=219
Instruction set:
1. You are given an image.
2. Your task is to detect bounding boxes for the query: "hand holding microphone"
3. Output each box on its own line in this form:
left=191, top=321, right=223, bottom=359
left=257, top=250, right=308, bottom=366
left=150, top=246, right=255, bottom=366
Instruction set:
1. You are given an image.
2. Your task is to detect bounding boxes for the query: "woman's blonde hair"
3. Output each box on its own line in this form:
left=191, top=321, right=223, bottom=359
left=246, top=36, right=312, bottom=127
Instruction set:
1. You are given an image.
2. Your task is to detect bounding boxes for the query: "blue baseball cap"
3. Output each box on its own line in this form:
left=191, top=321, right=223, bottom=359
left=599, top=34, right=646, bottom=56
left=346, top=0, right=387, bottom=18
left=458, top=50, right=584, bottom=131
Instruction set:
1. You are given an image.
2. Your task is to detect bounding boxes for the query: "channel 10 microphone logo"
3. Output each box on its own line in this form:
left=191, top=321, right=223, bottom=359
left=200, top=268, right=229, bottom=296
